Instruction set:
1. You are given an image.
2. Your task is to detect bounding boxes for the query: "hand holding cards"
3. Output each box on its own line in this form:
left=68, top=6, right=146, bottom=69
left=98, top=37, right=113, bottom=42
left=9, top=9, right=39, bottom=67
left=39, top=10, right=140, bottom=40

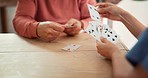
left=85, top=4, right=119, bottom=43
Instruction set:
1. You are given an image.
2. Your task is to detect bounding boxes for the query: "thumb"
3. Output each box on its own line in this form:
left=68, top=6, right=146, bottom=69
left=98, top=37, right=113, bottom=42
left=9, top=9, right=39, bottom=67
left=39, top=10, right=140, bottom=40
left=100, top=36, right=108, bottom=43
left=66, top=19, right=76, bottom=26
left=97, top=7, right=111, bottom=14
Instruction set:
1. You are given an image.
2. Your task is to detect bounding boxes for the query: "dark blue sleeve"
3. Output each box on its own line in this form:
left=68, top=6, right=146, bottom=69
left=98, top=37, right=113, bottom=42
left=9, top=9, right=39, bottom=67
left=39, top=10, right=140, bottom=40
left=126, top=28, right=148, bottom=71
left=141, top=48, right=148, bottom=72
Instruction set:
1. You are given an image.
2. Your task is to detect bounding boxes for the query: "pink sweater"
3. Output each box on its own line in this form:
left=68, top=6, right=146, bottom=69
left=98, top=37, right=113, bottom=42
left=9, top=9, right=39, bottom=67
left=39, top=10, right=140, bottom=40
left=13, top=0, right=96, bottom=38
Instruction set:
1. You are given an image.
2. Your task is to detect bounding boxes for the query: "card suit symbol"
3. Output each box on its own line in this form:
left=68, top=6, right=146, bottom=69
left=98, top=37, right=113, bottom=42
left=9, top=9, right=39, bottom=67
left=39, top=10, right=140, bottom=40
left=92, top=30, right=94, bottom=33
left=89, top=31, right=91, bottom=34
left=90, top=7, right=92, bottom=9
left=94, top=35, right=96, bottom=37
left=96, top=27, right=98, bottom=32
left=107, top=34, right=110, bottom=37
left=91, top=24, right=93, bottom=27
left=105, top=28, right=108, bottom=31
left=115, top=35, right=117, bottom=38
left=112, top=38, right=115, bottom=41
left=97, top=17, right=99, bottom=19
left=68, top=48, right=70, bottom=51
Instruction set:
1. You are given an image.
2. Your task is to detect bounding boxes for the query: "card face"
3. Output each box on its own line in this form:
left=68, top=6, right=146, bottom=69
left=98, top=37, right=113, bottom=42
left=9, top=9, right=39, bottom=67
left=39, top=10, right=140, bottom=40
left=62, top=44, right=81, bottom=52
left=87, top=4, right=101, bottom=22
left=108, top=29, right=119, bottom=42
left=101, top=24, right=120, bottom=43
left=101, top=24, right=110, bottom=38
left=85, top=21, right=101, bottom=41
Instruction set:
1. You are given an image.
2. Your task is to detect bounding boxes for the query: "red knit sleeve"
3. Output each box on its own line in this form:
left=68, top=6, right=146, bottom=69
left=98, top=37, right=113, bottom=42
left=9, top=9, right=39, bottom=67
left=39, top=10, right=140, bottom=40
left=13, top=0, right=39, bottom=38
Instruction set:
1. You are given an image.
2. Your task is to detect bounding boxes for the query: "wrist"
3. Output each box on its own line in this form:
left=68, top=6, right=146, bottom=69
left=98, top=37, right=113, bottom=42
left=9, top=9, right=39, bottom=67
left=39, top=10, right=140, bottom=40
left=111, top=50, right=121, bottom=60
left=36, top=24, right=41, bottom=38
left=119, top=9, right=128, bottom=22
left=80, top=21, right=84, bottom=30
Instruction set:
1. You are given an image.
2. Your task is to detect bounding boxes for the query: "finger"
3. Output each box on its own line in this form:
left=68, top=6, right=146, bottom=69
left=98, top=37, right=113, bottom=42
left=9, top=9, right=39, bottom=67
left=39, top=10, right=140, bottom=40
left=95, top=3, right=110, bottom=8
left=100, top=13, right=109, bottom=18
left=96, top=40, right=101, bottom=46
left=64, top=23, right=79, bottom=32
left=65, top=25, right=77, bottom=29
left=97, top=7, right=111, bottom=14
left=48, top=28, right=61, bottom=37
left=68, top=30, right=79, bottom=35
left=64, top=28, right=73, bottom=32
left=71, top=27, right=81, bottom=34
left=49, top=23, right=65, bottom=32
left=100, top=36, right=108, bottom=43
left=65, top=19, right=78, bottom=28
left=66, top=25, right=81, bottom=35
left=66, top=19, right=75, bottom=26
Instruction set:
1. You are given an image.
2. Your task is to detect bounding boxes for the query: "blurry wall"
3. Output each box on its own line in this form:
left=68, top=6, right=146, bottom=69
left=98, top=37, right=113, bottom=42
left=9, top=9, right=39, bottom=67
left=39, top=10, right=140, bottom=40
left=0, top=10, right=1, bottom=32
left=113, top=0, right=148, bottom=49
left=6, top=6, right=16, bottom=32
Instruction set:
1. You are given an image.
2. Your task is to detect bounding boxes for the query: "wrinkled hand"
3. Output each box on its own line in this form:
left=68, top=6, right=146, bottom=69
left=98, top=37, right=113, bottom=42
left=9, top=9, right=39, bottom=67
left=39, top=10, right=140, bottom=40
left=96, top=37, right=120, bottom=60
left=37, top=21, right=65, bottom=42
left=64, top=18, right=82, bottom=36
left=96, top=3, right=124, bottom=21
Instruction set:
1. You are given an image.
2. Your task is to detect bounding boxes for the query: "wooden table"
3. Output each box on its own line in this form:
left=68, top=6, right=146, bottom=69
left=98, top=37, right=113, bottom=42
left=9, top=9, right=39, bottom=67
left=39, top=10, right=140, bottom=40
left=0, top=33, right=128, bottom=78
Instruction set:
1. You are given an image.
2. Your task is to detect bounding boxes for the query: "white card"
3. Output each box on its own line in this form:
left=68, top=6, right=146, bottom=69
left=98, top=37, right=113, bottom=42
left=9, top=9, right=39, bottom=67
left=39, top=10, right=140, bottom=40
left=108, top=29, right=120, bottom=42
left=86, top=4, right=120, bottom=43
left=101, top=24, right=120, bottom=43
left=62, top=44, right=81, bottom=52
left=85, top=21, right=101, bottom=41
left=87, top=4, right=101, bottom=22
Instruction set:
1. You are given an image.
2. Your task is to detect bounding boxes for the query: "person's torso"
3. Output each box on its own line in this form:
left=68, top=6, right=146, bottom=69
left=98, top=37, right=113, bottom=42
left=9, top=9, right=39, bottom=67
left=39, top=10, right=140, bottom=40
left=34, top=0, right=82, bottom=24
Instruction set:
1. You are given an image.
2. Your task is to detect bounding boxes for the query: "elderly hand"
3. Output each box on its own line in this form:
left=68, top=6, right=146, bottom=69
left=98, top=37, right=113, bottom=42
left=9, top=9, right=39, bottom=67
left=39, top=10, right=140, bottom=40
left=37, top=21, right=65, bottom=42
left=64, top=18, right=82, bottom=36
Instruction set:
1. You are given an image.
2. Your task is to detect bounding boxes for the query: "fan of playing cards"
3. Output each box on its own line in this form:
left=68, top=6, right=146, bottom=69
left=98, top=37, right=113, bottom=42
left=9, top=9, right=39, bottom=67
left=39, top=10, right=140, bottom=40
left=85, top=4, right=120, bottom=43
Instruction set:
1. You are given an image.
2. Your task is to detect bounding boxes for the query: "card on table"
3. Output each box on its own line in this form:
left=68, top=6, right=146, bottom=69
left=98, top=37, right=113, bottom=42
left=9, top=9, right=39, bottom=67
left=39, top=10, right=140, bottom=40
left=62, top=44, right=81, bottom=52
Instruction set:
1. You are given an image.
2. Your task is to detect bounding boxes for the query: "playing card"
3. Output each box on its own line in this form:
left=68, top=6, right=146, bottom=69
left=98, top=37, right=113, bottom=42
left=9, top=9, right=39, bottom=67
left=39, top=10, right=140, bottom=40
left=86, top=4, right=120, bottom=43
left=108, top=29, right=120, bottom=42
left=101, top=24, right=119, bottom=43
left=62, top=44, right=81, bottom=52
left=85, top=21, right=101, bottom=41
left=87, top=4, right=101, bottom=22
left=101, top=24, right=110, bottom=38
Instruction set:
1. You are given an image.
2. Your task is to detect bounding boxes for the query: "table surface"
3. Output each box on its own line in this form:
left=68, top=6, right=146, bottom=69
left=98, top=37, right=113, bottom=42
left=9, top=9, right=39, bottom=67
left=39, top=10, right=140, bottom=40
left=0, top=33, right=128, bottom=78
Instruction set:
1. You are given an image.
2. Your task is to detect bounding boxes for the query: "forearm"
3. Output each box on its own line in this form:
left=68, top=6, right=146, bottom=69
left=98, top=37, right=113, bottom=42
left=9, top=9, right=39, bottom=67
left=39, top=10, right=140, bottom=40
left=13, top=16, right=39, bottom=38
left=120, top=11, right=145, bottom=38
left=112, top=52, right=134, bottom=78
